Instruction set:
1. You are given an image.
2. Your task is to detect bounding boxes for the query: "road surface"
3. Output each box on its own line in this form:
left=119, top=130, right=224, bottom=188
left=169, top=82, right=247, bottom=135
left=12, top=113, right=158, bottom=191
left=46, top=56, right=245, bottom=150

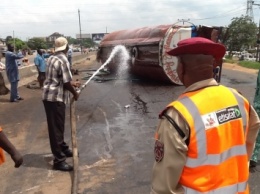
left=0, top=59, right=259, bottom=194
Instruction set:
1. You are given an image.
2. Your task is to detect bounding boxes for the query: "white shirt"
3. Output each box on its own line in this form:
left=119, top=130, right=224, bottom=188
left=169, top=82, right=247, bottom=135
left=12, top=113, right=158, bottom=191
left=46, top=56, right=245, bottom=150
left=67, top=48, right=72, bottom=57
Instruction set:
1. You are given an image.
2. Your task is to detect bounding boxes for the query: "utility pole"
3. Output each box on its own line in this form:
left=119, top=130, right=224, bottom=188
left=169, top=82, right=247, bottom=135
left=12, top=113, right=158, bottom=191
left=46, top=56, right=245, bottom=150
left=253, top=2, right=260, bottom=61
left=78, top=9, right=83, bottom=53
left=247, top=0, right=254, bottom=21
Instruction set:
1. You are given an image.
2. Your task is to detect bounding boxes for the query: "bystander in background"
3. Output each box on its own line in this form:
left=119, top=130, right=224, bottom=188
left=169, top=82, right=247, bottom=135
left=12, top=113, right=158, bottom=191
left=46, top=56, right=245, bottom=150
left=67, top=47, right=72, bottom=68
left=5, top=44, right=24, bottom=102
left=34, top=49, right=50, bottom=89
left=250, top=69, right=260, bottom=167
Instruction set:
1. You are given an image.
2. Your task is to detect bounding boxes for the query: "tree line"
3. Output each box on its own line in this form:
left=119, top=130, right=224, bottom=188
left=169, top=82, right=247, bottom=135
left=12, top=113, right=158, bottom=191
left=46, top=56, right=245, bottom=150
left=4, top=36, right=97, bottom=51
left=224, top=15, right=258, bottom=56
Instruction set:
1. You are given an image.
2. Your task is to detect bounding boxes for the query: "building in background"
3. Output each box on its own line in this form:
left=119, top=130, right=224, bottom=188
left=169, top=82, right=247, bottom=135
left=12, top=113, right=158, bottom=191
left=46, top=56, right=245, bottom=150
left=0, top=39, right=6, bottom=59
left=76, top=33, right=91, bottom=39
left=46, top=32, right=64, bottom=42
left=75, top=33, right=108, bottom=44
left=91, top=33, right=107, bottom=44
left=33, top=37, right=47, bottom=41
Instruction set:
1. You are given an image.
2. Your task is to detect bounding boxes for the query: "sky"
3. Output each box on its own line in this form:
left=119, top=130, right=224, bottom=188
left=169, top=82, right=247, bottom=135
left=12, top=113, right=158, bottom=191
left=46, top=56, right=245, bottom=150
left=0, top=0, right=259, bottom=41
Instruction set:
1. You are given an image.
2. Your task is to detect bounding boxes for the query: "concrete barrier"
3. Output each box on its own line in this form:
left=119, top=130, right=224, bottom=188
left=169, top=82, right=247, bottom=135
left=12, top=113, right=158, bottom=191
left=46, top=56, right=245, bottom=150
left=0, top=53, right=91, bottom=88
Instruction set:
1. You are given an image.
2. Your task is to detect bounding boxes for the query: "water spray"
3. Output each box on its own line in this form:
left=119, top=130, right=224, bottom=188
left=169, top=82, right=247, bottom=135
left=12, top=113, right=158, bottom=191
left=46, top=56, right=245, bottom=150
left=78, top=45, right=130, bottom=93
left=70, top=45, right=130, bottom=194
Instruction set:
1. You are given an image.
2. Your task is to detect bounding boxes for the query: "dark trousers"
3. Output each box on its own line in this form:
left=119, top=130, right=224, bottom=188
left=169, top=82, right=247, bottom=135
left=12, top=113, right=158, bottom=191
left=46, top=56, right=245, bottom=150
left=37, top=72, right=46, bottom=88
left=43, top=100, right=70, bottom=164
left=10, top=81, right=19, bottom=101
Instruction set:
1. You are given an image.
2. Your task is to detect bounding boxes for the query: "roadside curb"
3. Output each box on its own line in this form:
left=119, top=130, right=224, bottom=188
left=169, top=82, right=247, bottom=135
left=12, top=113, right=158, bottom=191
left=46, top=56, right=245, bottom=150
left=1, top=53, right=91, bottom=89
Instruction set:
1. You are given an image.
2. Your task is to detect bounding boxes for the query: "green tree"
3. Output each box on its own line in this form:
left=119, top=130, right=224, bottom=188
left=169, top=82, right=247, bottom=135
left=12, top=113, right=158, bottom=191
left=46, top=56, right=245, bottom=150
left=82, top=38, right=95, bottom=48
left=226, top=15, right=258, bottom=55
left=27, top=38, right=47, bottom=50
left=7, top=38, right=27, bottom=51
left=67, top=37, right=81, bottom=45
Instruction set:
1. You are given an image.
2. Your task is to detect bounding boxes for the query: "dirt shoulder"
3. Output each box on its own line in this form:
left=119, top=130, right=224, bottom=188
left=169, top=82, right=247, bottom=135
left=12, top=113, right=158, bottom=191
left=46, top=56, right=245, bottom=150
left=223, top=62, right=259, bottom=75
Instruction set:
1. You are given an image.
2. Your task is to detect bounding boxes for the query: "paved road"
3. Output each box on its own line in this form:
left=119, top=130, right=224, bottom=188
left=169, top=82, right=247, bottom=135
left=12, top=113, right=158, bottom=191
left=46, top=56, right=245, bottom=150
left=0, top=60, right=259, bottom=194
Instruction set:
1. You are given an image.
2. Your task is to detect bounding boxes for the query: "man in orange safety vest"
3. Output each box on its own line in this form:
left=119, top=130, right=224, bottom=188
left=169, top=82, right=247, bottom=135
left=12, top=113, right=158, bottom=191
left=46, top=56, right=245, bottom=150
left=151, top=37, right=260, bottom=194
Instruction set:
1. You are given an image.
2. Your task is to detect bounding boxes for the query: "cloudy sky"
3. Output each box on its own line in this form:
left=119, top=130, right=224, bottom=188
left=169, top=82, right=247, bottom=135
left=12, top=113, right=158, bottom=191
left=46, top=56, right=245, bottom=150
left=0, top=0, right=258, bottom=40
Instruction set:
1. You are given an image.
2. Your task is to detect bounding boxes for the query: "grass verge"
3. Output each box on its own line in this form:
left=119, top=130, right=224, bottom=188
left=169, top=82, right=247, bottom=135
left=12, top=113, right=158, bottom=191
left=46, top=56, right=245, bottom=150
left=223, top=58, right=260, bottom=69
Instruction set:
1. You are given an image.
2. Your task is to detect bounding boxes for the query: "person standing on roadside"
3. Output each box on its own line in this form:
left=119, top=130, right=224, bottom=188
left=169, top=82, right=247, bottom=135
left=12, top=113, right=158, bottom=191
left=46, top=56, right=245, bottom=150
left=0, top=126, right=23, bottom=168
left=34, top=49, right=50, bottom=89
left=42, top=37, right=80, bottom=171
left=5, top=44, right=24, bottom=102
left=67, top=47, right=73, bottom=68
left=250, top=69, right=260, bottom=168
left=151, top=37, right=260, bottom=194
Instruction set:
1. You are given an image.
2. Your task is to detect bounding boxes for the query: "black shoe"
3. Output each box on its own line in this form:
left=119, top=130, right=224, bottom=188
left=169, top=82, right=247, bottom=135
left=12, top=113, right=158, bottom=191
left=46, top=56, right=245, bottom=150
left=17, top=97, right=24, bottom=100
left=10, top=99, right=19, bottom=103
left=250, top=160, right=257, bottom=168
left=63, top=149, right=73, bottom=157
left=53, top=161, right=73, bottom=171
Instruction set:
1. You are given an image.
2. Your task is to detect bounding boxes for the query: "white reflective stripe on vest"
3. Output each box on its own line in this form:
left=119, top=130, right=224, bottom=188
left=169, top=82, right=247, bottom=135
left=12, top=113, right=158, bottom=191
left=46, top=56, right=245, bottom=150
left=183, top=181, right=248, bottom=194
left=178, top=97, right=207, bottom=159
left=178, top=92, right=248, bottom=168
left=186, top=145, right=247, bottom=167
left=228, top=88, right=248, bottom=134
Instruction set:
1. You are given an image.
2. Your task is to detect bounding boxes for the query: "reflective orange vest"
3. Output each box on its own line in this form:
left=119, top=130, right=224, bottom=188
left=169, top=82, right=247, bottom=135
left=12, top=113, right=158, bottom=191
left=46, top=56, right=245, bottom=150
left=168, top=85, right=250, bottom=194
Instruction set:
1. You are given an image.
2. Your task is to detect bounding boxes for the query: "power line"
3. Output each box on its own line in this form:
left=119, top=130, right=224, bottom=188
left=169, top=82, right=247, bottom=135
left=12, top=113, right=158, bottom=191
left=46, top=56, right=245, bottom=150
left=0, top=6, right=246, bottom=24
left=193, top=8, right=246, bottom=21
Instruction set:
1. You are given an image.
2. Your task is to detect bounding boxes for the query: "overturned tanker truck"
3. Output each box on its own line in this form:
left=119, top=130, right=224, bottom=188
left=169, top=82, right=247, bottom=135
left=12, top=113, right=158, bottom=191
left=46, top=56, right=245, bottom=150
left=96, top=24, right=227, bottom=85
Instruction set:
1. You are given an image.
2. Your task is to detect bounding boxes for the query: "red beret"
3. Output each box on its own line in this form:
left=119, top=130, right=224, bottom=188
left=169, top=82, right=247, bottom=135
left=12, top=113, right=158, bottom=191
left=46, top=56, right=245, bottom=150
left=167, top=37, right=226, bottom=59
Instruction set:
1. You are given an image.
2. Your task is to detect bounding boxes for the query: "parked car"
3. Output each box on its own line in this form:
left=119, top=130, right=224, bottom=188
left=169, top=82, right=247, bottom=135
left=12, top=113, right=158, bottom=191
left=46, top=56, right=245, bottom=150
left=73, top=48, right=81, bottom=52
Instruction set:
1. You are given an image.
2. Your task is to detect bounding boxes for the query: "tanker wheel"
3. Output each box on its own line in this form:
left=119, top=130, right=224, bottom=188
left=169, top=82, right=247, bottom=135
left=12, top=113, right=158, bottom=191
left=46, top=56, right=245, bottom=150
left=131, top=47, right=138, bottom=66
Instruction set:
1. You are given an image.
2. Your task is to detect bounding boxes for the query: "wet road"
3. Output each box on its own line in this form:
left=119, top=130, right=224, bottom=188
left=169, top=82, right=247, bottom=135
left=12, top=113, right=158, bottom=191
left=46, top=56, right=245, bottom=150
left=70, top=61, right=183, bottom=193
left=0, top=60, right=260, bottom=194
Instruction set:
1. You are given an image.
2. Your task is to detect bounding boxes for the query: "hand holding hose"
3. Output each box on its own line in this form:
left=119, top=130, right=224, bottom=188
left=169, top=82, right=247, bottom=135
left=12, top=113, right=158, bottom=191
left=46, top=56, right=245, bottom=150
left=65, top=80, right=81, bottom=101
left=72, top=80, right=81, bottom=88
left=72, top=80, right=81, bottom=101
